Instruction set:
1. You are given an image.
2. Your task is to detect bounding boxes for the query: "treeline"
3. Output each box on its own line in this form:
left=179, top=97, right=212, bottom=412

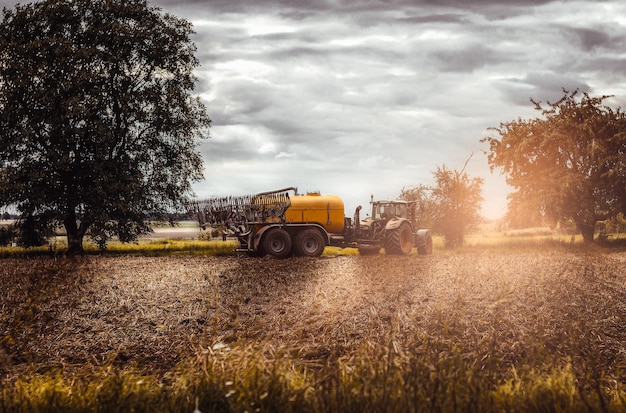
left=0, top=212, right=196, bottom=248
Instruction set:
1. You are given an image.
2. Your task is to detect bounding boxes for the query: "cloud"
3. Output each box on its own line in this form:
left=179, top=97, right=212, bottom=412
left=3, top=0, right=626, bottom=217
left=430, top=44, right=501, bottom=73
left=156, top=0, right=626, bottom=216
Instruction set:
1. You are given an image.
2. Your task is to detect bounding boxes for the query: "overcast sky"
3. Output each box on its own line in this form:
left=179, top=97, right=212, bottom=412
left=3, top=0, right=626, bottom=218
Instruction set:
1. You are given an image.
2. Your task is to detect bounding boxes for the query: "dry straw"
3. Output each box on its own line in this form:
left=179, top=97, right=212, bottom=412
left=1, top=252, right=626, bottom=411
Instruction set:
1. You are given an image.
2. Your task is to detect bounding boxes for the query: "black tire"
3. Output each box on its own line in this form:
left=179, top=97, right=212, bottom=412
left=416, top=229, right=433, bottom=255
left=384, top=222, right=414, bottom=255
left=263, top=228, right=292, bottom=259
left=293, top=228, right=326, bottom=257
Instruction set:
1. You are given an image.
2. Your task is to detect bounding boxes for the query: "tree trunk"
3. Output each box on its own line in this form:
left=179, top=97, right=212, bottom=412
left=64, top=211, right=85, bottom=256
left=65, top=231, right=84, bottom=256
left=575, top=219, right=596, bottom=244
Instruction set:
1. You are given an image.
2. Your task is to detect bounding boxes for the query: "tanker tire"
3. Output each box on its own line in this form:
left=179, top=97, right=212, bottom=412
left=293, top=228, right=326, bottom=257
left=263, top=228, right=292, bottom=259
left=384, top=222, right=414, bottom=255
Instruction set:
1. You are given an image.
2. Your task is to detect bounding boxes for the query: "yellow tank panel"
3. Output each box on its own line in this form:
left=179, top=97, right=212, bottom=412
left=286, top=194, right=345, bottom=233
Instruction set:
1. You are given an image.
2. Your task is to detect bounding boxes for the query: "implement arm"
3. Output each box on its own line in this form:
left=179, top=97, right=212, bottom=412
left=187, top=187, right=297, bottom=232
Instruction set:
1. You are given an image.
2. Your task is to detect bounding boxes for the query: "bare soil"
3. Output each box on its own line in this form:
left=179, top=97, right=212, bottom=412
left=2, top=252, right=626, bottom=380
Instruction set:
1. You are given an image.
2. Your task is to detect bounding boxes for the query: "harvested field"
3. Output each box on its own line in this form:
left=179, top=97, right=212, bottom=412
left=1, top=251, right=626, bottom=411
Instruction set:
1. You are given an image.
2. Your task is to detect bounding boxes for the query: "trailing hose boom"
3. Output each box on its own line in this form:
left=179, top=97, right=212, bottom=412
left=191, top=187, right=294, bottom=228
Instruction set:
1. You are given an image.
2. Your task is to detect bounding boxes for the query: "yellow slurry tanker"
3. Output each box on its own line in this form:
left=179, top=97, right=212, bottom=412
left=189, top=187, right=432, bottom=258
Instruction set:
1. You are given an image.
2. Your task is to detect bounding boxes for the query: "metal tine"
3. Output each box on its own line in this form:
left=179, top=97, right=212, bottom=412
left=195, top=188, right=292, bottom=226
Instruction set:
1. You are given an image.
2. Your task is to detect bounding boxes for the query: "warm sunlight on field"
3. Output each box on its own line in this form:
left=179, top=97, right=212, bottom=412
left=2, top=252, right=626, bottom=411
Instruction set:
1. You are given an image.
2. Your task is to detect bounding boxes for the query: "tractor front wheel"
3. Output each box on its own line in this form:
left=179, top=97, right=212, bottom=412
left=263, top=228, right=292, bottom=259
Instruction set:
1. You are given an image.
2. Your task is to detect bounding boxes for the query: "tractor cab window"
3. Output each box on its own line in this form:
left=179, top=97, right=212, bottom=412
left=373, top=202, right=410, bottom=220
left=395, top=203, right=407, bottom=218
left=374, top=204, right=394, bottom=220
left=373, top=204, right=382, bottom=220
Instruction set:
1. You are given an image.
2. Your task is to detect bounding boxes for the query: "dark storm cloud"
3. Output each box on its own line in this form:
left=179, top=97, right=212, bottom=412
left=430, top=44, right=500, bottom=73
left=499, top=72, right=590, bottom=107
left=200, top=136, right=258, bottom=161
left=572, top=27, right=612, bottom=51
left=398, top=13, right=467, bottom=25
left=575, top=56, right=626, bottom=80
left=154, top=0, right=557, bottom=25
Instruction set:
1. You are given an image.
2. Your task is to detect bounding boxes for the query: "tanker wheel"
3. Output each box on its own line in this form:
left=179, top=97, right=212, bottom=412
left=263, top=228, right=292, bottom=259
left=293, top=228, right=326, bottom=257
left=384, top=222, right=414, bottom=255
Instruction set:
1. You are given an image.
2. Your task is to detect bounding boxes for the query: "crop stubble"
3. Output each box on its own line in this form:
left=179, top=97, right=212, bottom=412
left=1, top=252, right=625, bottom=380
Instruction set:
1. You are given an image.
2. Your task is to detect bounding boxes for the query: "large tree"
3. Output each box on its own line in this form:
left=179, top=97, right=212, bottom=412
left=483, top=90, right=626, bottom=243
left=0, top=0, right=211, bottom=254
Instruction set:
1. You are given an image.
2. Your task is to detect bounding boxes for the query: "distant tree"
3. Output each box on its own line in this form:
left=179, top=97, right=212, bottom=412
left=0, top=0, right=211, bottom=255
left=599, top=213, right=626, bottom=235
left=0, top=224, right=17, bottom=246
left=402, top=162, right=483, bottom=248
left=16, top=213, right=51, bottom=247
left=483, top=90, right=626, bottom=243
left=399, top=184, right=435, bottom=228
left=431, top=165, right=484, bottom=248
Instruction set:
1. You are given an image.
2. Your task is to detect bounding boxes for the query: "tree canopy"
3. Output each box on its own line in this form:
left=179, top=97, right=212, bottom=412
left=483, top=90, right=626, bottom=243
left=0, top=0, right=211, bottom=254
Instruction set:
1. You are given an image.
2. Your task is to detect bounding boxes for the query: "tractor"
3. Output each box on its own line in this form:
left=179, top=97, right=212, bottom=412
left=336, top=196, right=432, bottom=256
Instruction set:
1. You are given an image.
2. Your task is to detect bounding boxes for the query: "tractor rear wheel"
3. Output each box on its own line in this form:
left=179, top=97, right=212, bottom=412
left=384, top=222, right=414, bottom=255
left=263, top=228, right=292, bottom=259
left=293, top=228, right=326, bottom=257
